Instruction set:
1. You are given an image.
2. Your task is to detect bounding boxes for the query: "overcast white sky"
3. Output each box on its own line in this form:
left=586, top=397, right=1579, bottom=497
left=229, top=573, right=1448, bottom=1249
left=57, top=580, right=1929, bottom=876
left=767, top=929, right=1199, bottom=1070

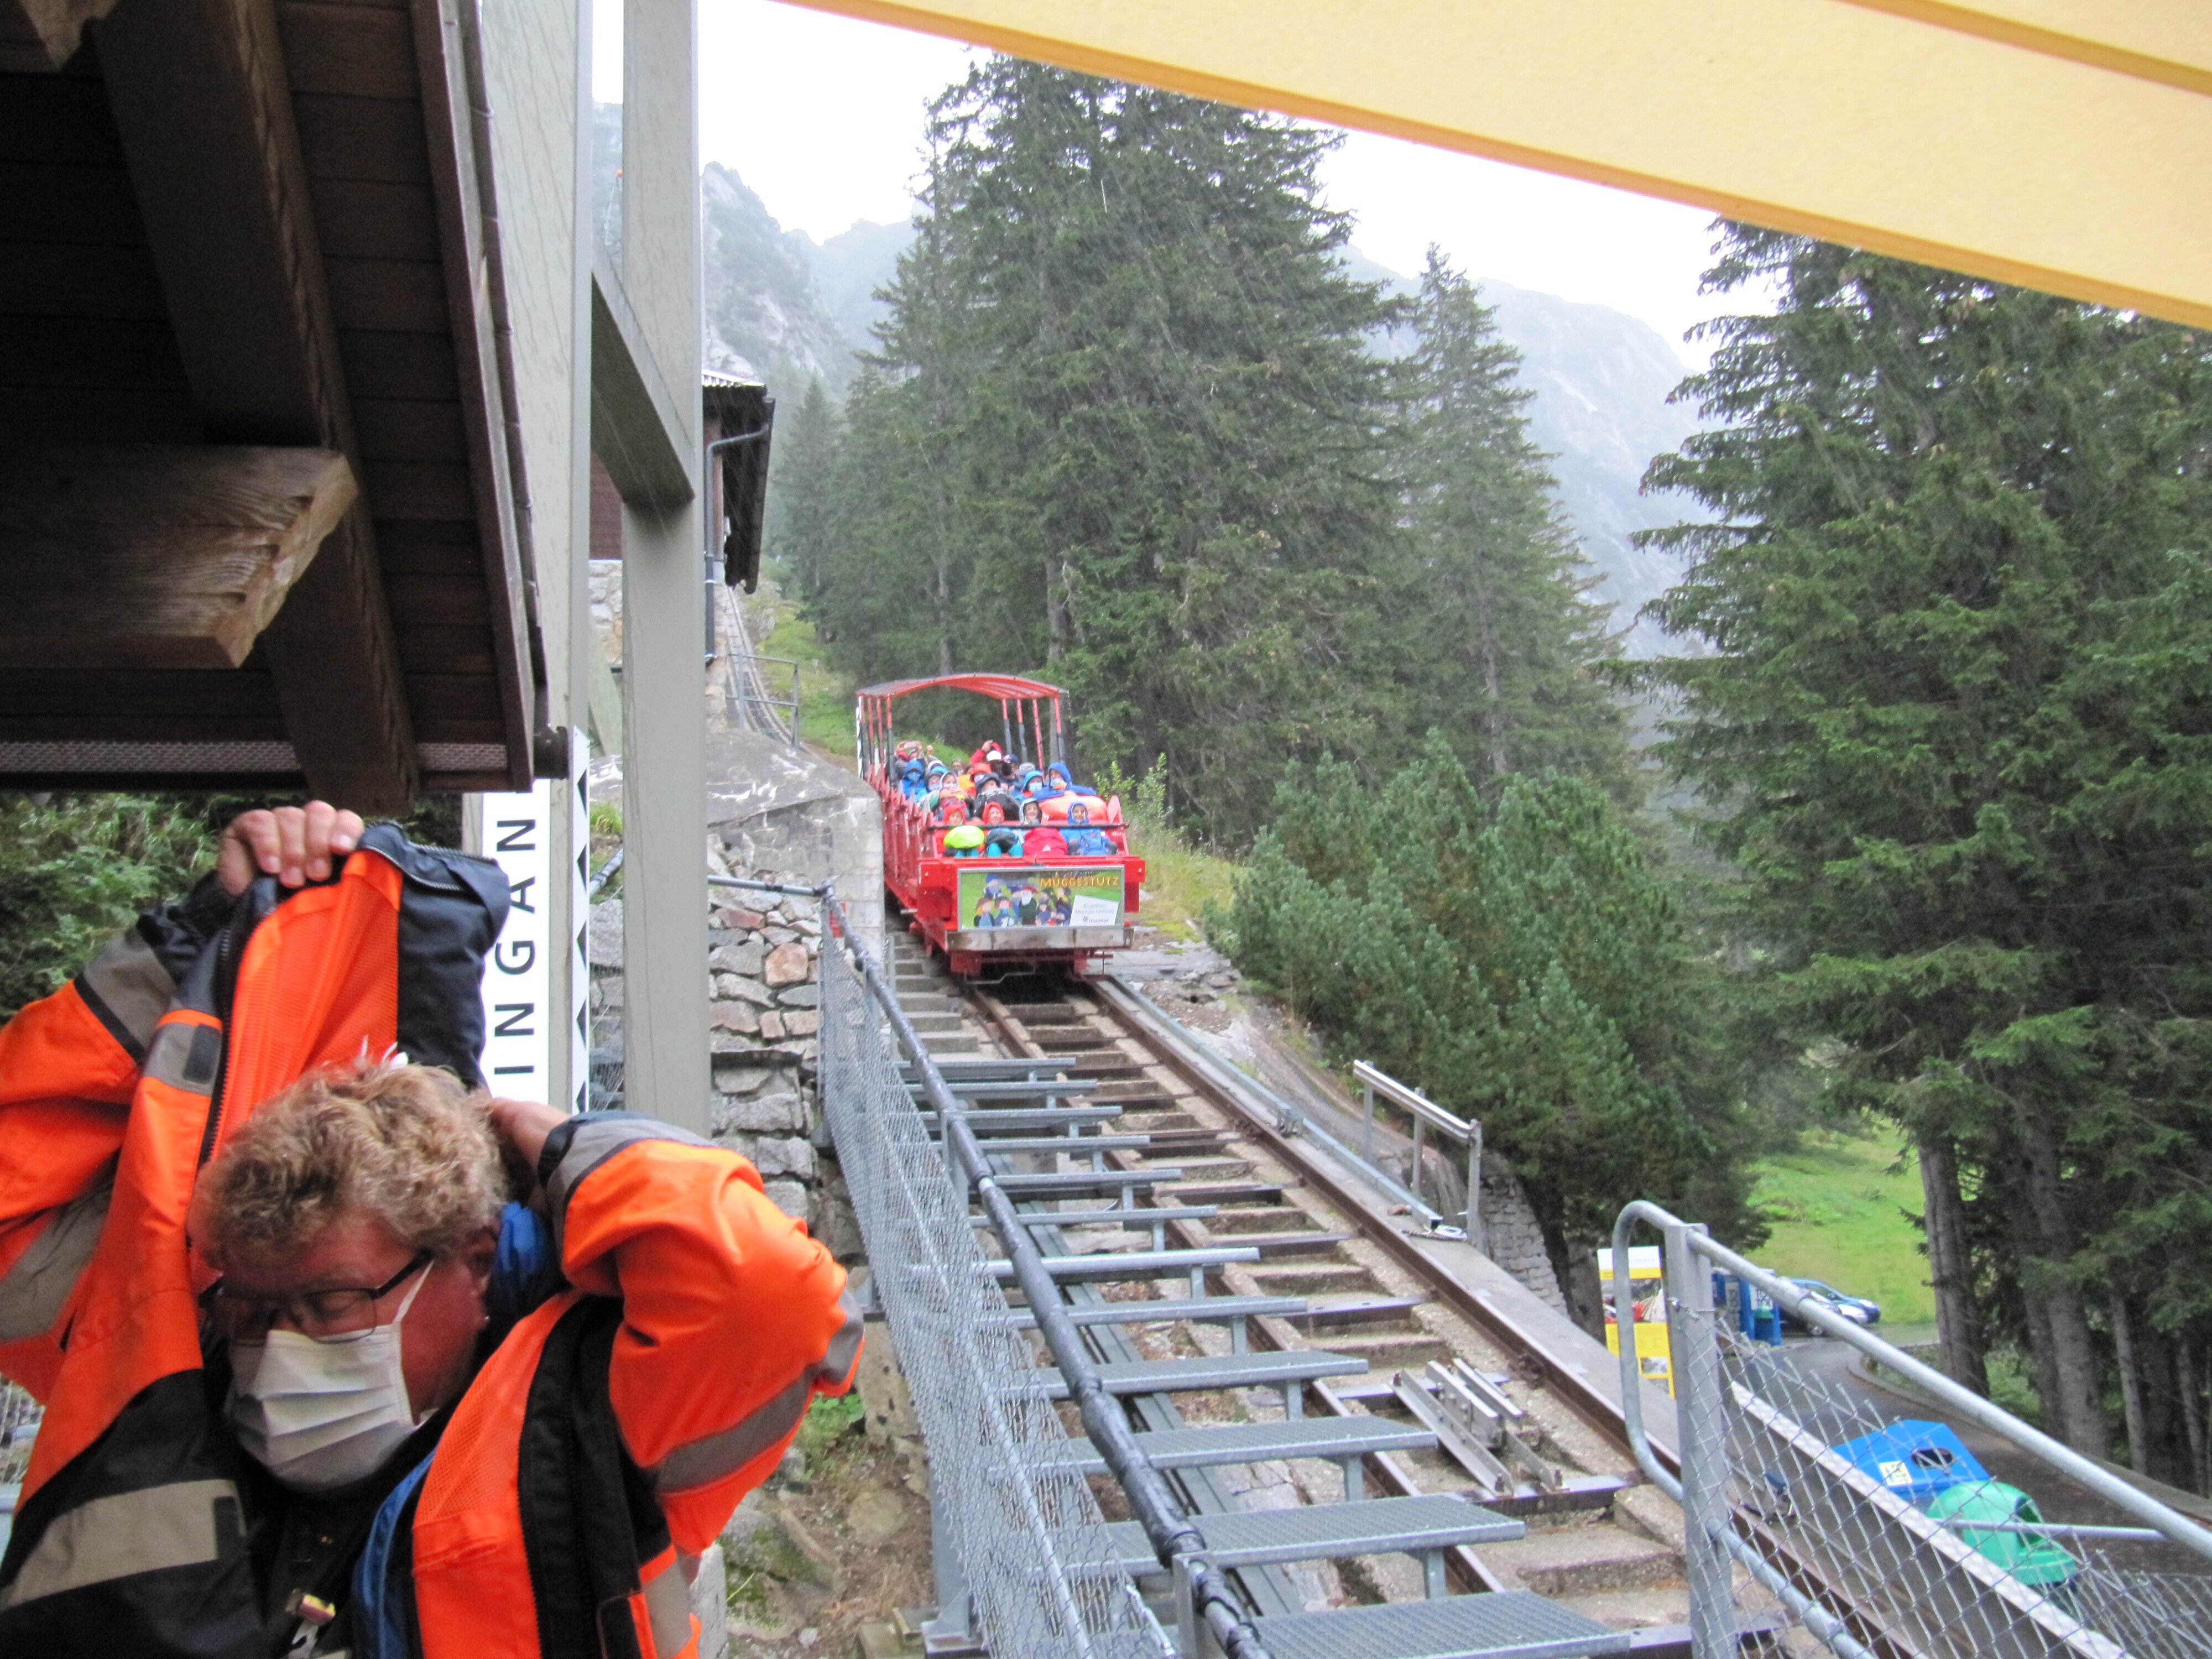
left=602, top=0, right=1736, bottom=365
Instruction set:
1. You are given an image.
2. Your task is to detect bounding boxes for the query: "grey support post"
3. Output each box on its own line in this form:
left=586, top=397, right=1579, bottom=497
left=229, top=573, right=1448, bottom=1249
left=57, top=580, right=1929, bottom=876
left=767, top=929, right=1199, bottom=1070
left=1663, top=1218, right=1734, bottom=1659
left=615, top=0, right=708, bottom=1133
left=1464, top=1121, right=1483, bottom=1251
left=923, top=1467, right=976, bottom=1648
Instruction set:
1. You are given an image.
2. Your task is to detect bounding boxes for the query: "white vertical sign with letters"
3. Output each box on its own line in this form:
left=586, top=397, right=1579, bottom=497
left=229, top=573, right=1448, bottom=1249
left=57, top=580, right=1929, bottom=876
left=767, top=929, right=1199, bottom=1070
left=474, top=785, right=553, bottom=1097
left=565, top=728, right=589, bottom=1113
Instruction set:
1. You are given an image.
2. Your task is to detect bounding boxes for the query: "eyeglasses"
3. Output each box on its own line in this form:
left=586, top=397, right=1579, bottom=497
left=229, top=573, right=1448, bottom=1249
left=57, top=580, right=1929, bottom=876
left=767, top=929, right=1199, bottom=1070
left=206, top=1250, right=433, bottom=1344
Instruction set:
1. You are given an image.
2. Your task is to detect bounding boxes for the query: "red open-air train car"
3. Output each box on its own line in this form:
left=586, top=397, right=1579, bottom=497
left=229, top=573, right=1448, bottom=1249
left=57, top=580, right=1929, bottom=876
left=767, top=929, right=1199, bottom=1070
left=860, top=675, right=1146, bottom=978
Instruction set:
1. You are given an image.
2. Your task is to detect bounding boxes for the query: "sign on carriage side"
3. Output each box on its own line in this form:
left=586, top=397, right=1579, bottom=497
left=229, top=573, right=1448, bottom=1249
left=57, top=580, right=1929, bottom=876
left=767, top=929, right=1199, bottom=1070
left=956, top=864, right=1125, bottom=931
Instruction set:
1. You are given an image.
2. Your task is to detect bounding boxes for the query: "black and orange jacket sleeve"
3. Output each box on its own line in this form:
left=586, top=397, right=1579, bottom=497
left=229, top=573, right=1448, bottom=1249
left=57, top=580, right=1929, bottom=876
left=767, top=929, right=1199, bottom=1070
left=0, top=883, right=229, bottom=1399
left=536, top=1115, right=864, bottom=1553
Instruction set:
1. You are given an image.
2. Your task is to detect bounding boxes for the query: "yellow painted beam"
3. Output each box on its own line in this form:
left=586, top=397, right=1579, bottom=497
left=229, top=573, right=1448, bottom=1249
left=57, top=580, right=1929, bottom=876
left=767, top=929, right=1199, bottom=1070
left=785, top=0, right=2212, bottom=330
left=1837, top=3, right=2212, bottom=92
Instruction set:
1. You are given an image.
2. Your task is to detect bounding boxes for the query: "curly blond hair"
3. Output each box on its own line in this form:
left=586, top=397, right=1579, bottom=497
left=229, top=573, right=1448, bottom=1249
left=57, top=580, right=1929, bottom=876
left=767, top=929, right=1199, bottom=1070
left=192, top=1056, right=507, bottom=1267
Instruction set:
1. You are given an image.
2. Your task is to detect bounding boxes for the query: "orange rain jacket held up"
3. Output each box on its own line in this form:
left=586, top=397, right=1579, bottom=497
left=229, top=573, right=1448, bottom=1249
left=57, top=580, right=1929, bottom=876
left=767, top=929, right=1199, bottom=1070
left=0, top=825, right=861, bottom=1658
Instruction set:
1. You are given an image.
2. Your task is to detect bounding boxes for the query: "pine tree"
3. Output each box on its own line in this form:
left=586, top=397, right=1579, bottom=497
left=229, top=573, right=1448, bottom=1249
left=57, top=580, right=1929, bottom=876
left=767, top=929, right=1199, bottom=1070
left=814, top=185, right=994, bottom=679
left=1396, top=251, right=1631, bottom=795
left=1647, top=225, right=2212, bottom=1469
left=764, top=377, right=842, bottom=602
left=810, top=59, right=1408, bottom=839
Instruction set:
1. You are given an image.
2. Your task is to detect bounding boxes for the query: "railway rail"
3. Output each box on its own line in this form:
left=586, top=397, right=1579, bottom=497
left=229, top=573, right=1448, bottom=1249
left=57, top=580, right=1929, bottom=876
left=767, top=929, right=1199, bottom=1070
left=883, top=930, right=1769, bottom=1657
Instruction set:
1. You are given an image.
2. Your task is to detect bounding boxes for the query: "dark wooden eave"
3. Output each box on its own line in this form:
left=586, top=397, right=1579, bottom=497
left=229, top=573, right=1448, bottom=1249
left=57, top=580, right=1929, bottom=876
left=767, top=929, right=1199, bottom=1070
left=704, top=375, right=771, bottom=594
left=0, top=0, right=538, bottom=806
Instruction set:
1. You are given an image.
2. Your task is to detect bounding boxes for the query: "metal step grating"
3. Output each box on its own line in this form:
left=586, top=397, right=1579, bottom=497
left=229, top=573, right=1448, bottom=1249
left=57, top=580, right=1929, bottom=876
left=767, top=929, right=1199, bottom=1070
left=1100, top=1494, right=1522, bottom=1575
left=1253, top=1591, right=1630, bottom=1659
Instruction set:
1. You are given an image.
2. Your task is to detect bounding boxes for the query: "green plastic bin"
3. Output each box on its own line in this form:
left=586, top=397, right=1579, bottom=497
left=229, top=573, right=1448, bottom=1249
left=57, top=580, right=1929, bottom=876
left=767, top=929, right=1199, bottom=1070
left=1924, top=1479, right=2079, bottom=1592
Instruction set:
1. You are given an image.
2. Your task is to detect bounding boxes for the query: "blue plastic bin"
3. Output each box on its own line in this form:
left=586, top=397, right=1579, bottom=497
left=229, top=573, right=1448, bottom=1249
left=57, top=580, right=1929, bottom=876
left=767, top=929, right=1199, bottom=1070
left=1712, top=1272, right=1783, bottom=1345
left=1830, top=1420, right=1989, bottom=1505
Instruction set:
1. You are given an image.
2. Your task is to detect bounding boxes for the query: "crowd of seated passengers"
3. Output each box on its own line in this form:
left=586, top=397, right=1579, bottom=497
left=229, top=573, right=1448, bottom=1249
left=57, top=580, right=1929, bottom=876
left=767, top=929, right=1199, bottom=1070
left=891, top=744, right=1124, bottom=857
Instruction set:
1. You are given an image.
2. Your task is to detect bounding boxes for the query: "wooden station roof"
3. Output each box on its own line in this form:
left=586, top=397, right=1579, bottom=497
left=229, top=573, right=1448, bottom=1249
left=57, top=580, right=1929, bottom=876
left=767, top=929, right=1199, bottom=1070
left=1, top=0, right=537, bottom=810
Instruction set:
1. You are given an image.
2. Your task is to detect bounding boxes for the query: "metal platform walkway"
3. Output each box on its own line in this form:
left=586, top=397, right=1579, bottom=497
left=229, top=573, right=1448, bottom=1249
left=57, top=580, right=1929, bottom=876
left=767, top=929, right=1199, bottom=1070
left=1099, top=1492, right=1523, bottom=1587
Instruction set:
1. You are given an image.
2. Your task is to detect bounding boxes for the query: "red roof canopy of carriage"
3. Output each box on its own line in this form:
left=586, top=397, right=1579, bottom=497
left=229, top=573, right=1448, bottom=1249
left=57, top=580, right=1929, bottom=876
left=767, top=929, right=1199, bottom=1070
left=857, top=675, right=1066, bottom=703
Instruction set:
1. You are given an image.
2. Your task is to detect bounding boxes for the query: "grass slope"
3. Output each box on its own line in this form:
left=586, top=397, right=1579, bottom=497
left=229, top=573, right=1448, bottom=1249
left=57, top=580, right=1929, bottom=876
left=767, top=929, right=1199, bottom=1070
left=1748, top=1124, right=1933, bottom=1326
left=1129, top=833, right=1237, bottom=943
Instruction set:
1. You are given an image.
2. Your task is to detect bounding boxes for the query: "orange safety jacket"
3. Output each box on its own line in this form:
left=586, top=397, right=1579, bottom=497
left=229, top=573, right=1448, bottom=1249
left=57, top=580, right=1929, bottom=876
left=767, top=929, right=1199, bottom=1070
left=0, top=826, right=860, bottom=1658
left=399, top=1117, right=862, bottom=1659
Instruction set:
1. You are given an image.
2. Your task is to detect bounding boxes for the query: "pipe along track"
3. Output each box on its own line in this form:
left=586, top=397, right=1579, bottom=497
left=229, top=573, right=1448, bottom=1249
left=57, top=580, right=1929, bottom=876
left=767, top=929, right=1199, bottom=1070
left=885, top=930, right=1764, bottom=1657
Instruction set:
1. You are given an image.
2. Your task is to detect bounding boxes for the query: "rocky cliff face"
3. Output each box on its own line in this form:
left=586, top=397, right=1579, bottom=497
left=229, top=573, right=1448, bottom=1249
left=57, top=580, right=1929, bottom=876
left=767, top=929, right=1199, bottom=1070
left=807, top=217, right=913, bottom=359
left=1478, top=278, right=1706, bottom=656
left=699, top=163, right=855, bottom=392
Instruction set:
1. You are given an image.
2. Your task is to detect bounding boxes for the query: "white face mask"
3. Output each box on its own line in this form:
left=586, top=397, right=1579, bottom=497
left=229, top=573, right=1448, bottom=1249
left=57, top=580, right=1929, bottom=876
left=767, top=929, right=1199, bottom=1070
left=227, top=1265, right=433, bottom=1493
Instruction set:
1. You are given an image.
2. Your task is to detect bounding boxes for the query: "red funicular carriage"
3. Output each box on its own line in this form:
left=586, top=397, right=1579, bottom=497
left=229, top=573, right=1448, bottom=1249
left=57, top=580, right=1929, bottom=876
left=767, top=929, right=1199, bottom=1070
left=859, top=674, right=1146, bottom=978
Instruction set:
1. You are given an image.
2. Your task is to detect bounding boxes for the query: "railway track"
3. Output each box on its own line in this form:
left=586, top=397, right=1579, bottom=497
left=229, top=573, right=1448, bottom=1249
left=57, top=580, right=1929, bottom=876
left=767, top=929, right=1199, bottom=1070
left=882, top=928, right=1764, bottom=1657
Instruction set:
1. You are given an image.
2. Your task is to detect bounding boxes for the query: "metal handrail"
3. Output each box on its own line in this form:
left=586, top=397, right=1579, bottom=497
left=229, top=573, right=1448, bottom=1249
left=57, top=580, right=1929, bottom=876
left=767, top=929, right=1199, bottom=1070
left=725, top=650, right=801, bottom=748
left=1610, top=1197, right=2212, bottom=1659
left=1620, top=1201, right=2212, bottom=1567
left=1609, top=1202, right=1879, bottom=1657
left=1352, top=1060, right=1472, bottom=1141
left=716, top=873, right=1272, bottom=1659
left=1352, top=1060, right=1481, bottom=1245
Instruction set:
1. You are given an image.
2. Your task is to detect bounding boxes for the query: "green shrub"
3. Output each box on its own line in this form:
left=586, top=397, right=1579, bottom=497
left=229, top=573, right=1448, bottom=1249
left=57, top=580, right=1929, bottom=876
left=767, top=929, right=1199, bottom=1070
left=0, top=795, right=221, bottom=1019
left=1224, top=738, right=1762, bottom=1319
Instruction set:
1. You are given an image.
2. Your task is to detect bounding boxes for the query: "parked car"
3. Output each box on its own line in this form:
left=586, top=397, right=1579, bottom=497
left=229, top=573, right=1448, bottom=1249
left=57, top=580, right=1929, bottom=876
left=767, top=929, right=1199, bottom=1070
left=1778, top=1277, right=1882, bottom=1331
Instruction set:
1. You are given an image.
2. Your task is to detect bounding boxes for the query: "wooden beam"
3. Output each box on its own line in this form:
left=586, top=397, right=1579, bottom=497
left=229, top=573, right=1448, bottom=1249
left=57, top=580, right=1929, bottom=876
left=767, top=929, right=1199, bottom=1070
left=0, top=0, right=121, bottom=71
left=0, top=444, right=354, bottom=669
left=409, top=0, right=537, bottom=791
left=99, top=0, right=421, bottom=812
left=590, top=250, right=695, bottom=512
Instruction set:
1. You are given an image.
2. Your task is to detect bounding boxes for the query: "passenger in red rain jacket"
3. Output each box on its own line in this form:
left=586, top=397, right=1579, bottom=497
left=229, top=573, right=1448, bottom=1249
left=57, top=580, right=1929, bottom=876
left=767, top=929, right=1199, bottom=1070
left=1023, top=824, right=1071, bottom=859
left=0, top=806, right=859, bottom=1659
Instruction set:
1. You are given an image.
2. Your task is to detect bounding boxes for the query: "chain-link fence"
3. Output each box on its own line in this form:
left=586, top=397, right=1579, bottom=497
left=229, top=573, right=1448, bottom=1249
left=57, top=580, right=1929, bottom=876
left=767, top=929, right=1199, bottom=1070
left=820, top=917, right=1161, bottom=1659
left=1615, top=1200, right=2212, bottom=1659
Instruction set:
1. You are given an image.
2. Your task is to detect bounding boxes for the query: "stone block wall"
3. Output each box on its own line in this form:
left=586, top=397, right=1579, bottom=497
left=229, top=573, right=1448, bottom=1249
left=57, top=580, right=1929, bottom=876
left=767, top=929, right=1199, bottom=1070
left=1475, top=1165, right=1566, bottom=1313
left=589, top=870, right=833, bottom=1229
left=1389, top=1132, right=1564, bottom=1312
left=588, top=538, right=880, bottom=1249
left=705, top=873, right=826, bottom=1225
left=585, top=723, right=878, bottom=1263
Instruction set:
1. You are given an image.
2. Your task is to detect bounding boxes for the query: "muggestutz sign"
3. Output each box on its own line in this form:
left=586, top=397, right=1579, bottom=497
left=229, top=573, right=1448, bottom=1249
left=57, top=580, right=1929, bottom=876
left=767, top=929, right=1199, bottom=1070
left=956, top=864, right=1124, bottom=931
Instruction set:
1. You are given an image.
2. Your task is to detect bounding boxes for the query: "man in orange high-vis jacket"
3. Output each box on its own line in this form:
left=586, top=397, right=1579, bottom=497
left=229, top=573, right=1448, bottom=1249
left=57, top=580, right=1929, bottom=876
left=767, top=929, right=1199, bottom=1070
left=0, top=805, right=862, bottom=1659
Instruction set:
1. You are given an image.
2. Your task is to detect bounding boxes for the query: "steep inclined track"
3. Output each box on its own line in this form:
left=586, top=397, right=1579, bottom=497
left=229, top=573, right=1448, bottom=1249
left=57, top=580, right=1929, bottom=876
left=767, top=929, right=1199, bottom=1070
left=883, top=931, right=1730, bottom=1657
